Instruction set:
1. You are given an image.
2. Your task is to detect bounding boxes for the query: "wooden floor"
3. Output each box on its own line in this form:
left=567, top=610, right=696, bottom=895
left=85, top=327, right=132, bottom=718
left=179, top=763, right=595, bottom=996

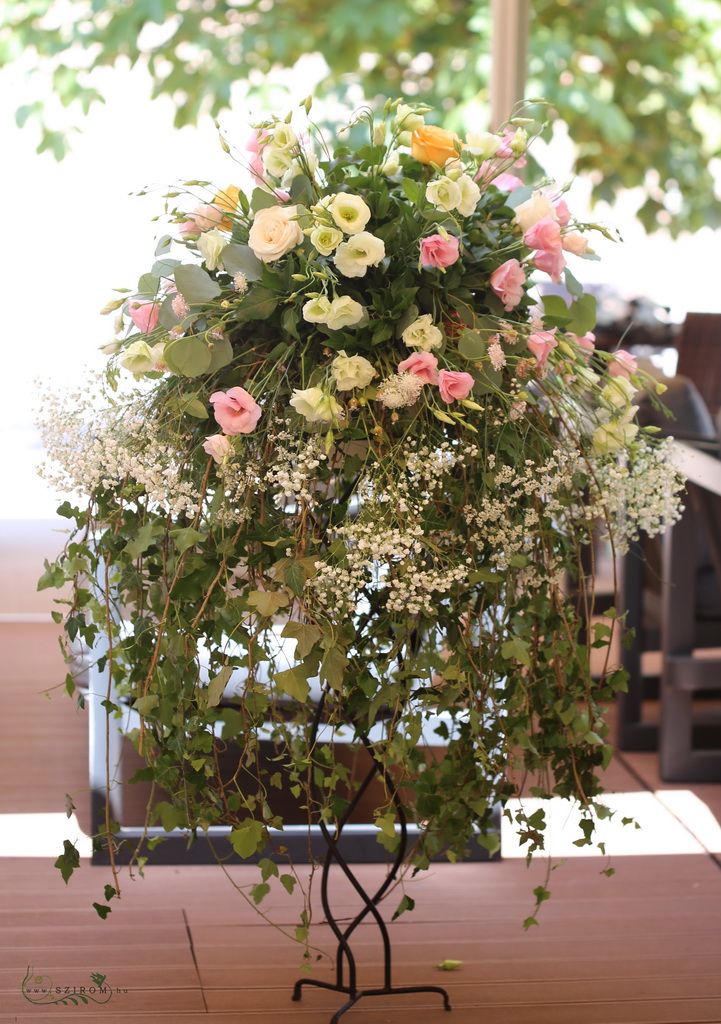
left=2, top=622, right=721, bottom=1024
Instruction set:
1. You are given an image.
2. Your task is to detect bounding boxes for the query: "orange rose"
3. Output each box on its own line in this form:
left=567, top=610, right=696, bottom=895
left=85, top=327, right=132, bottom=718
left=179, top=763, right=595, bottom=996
left=411, top=125, right=462, bottom=166
left=211, top=185, right=241, bottom=230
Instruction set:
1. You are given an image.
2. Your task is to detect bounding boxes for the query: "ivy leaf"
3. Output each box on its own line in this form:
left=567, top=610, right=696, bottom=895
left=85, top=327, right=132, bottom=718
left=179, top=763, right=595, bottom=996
left=258, top=857, right=279, bottom=882
left=501, top=637, right=531, bottom=668
left=375, top=813, right=397, bottom=838
left=124, top=522, right=163, bottom=560
left=281, top=621, right=322, bottom=659
left=274, top=666, right=310, bottom=702
left=251, top=882, right=271, bottom=905
left=133, top=695, right=159, bottom=716
left=170, top=527, right=207, bottom=554
left=247, top=590, right=289, bottom=618
left=92, top=903, right=112, bottom=920
left=320, top=646, right=348, bottom=690
left=283, top=560, right=305, bottom=596
left=229, top=819, right=265, bottom=858
left=280, top=874, right=296, bottom=895
left=392, top=894, right=415, bottom=920
left=54, top=840, right=80, bottom=883
left=174, top=264, right=221, bottom=303
left=203, top=666, right=233, bottom=708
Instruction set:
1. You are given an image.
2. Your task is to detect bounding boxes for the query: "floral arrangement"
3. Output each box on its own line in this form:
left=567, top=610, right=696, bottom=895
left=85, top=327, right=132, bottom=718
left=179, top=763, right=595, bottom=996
left=40, top=98, right=683, bottom=931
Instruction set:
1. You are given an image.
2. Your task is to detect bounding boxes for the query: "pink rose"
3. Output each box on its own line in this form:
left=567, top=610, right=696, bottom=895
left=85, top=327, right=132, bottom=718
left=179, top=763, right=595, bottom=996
left=128, top=300, right=159, bottom=334
left=398, top=351, right=439, bottom=384
left=438, top=369, right=474, bottom=403
left=554, top=199, right=571, bottom=226
left=209, top=387, right=262, bottom=435
left=524, top=215, right=562, bottom=254
left=420, top=233, right=460, bottom=269
left=188, top=204, right=225, bottom=232
left=608, top=350, right=638, bottom=379
left=533, top=248, right=567, bottom=283
left=490, top=258, right=526, bottom=311
left=527, top=329, right=558, bottom=367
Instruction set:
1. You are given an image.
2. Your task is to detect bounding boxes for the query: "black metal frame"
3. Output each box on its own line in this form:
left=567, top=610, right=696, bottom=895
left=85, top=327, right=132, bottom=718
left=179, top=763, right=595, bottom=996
left=291, top=693, right=452, bottom=1021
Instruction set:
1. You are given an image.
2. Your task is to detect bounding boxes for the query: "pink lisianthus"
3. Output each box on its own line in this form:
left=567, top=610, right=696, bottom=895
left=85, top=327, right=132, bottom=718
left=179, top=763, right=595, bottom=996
left=438, top=369, right=474, bottom=403
left=420, top=233, right=460, bottom=269
left=562, top=232, right=590, bottom=256
left=398, top=350, right=439, bottom=384
left=570, top=331, right=596, bottom=358
left=128, top=300, right=159, bottom=334
left=209, top=387, right=262, bottom=435
left=490, top=258, right=526, bottom=310
left=496, top=128, right=527, bottom=167
left=554, top=199, right=571, bottom=226
left=524, top=215, right=563, bottom=254
left=608, top=350, right=638, bottom=379
left=533, top=248, right=567, bottom=283
left=492, top=171, right=524, bottom=191
left=475, top=162, right=524, bottom=191
left=527, top=328, right=558, bottom=367
left=202, top=434, right=233, bottom=463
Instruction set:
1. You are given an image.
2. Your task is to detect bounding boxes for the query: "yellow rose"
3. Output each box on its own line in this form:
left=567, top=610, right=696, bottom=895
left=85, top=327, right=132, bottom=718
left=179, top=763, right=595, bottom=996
left=211, top=186, right=240, bottom=230
left=411, top=125, right=462, bottom=166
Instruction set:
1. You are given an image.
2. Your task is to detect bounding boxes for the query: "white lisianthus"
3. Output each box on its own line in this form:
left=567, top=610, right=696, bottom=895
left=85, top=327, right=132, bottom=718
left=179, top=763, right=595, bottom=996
left=326, top=296, right=365, bottom=330
left=290, top=386, right=343, bottom=424
left=309, top=224, right=344, bottom=255
left=281, top=153, right=318, bottom=189
left=331, top=350, right=376, bottom=391
left=402, top=314, right=443, bottom=351
left=202, top=434, right=233, bottom=464
left=329, top=193, right=372, bottom=235
left=442, top=158, right=464, bottom=181
left=426, top=176, right=462, bottom=212
left=302, top=295, right=333, bottom=324
left=510, top=127, right=528, bottom=156
left=465, top=131, right=502, bottom=159
left=248, top=205, right=304, bottom=262
left=394, top=104, right=425, bottom=132
left=269, top=123, right=298, bottom=152
left=600, top=376, right=638, bottom=411
left=455, top=174, right=481, bottom=217
left=381, top=150, right=400, bottom=176
left=514, top=190, right=557, bottom=233
left=574, top=366, right=601, bottom=389
left=120, top=340, right=158, bottom=374
left=333, top=232, right=386, bottom=278
left=197, top=228, right=227, bottom=271
left=592, top=418, right=639, bottom=454
left=263, top=147, right=294, bottom=179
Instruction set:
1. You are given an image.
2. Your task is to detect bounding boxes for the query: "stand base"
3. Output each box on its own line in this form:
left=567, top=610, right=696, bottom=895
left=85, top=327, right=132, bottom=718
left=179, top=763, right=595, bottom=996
left=292, top=977, right=451, bottom=1022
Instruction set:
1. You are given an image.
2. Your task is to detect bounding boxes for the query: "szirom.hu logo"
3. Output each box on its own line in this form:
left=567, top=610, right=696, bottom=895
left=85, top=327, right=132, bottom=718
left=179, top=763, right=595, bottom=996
left=21, top=967, right=128, bottom=1007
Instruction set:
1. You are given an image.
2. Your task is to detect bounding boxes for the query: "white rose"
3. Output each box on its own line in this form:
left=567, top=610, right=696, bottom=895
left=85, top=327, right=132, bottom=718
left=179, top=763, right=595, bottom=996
left=309, top=224, right=343, bottom=255
left=333, top=232, right=386, bottom=278
left=514, top=190, right=558, bottom=233
left=302, top=295, right=333, bottom=324
left=329, top=193, right=372, bottom=235
left=562, top=232, right=591, bottom=256
left=197, top=228, right=226, bottom=271
left=402, top=314, right=443, bottom=351
left=394, top=104, right=425, bottom=132
left=331, top=350, right=376, bottom=391
left=248, top=205, right=304, bottom=262
left=202, top=434, right=233, bottom=463
left=269, top=123, right=298, bottom=152
left=455, top=174, right=481, bottom=217
left=290, top=386, right=343, bottom=423
left=426, top=176, right=463, bottom=212
left=325, top=296, right=365, bottom=330
left=120, top=340, right=157, bottom=374
left=465, top=131, right=502, bottom=159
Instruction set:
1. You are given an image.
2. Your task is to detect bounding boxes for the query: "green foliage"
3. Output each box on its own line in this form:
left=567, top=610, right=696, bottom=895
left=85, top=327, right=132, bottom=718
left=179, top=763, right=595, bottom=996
left=5, top=1, right=721, bottom=232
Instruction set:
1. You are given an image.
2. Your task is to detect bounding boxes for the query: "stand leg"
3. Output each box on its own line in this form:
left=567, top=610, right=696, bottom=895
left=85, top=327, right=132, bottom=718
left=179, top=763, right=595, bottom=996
left=291, top=695, right=452, bottom=1017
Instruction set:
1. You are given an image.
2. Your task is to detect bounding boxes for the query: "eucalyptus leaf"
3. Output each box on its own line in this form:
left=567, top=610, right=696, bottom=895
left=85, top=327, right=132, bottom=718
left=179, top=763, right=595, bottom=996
left=164, top=337, right=212, bottom=377
left=221, top=243, right=263, bottom=281
left=174, top=264, right=221, bottom=304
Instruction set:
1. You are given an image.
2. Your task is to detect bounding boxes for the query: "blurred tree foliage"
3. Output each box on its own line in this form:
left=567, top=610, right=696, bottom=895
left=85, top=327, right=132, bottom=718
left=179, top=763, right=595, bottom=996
left=4, top=0, right=721, bottom=234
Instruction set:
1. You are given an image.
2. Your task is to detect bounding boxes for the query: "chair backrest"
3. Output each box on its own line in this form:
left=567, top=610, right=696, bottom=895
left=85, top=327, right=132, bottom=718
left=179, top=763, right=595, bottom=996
left=676, top=313, right=721, bottom=417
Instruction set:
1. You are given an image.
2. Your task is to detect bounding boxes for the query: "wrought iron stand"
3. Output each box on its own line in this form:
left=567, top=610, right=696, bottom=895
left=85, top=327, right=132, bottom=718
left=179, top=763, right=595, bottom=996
left=291, top=694, right=452, bottom=1022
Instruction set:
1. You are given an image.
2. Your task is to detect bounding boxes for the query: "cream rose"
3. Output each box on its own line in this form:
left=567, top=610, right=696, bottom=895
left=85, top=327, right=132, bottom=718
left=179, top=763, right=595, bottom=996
left=248, top=205, right=304, bottom=262
left=309, top=224, right=343, bottom=255
left=289, top=386, right=343, bottom=423
left=197, top=228, right=226, bottom=271
left=455, top=174, right=481, bottom=217
left=333, top=232, right=386, bottom=278
left=331, top=350, right=376, bottom=391
left=514, top=191, right=558, bottom=233
left=329, top=193, right=372, bottom=235
left=402, top=314, right=443, bottom=351
left=426, top=176, right=462, bottom=212
left=325, top=296, right=365, bottom=330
